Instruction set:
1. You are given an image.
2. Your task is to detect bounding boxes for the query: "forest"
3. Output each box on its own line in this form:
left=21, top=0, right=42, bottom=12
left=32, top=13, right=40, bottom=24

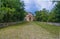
left=0, top=0, right=60, bottom=23
left=0, top=0, right=26, bottom=23
left=35, top=1, right=60, bottom=22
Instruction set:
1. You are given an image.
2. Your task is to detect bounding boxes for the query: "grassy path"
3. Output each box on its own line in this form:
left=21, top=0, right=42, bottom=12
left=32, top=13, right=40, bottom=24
left=0, top=22, right=57, bottom=39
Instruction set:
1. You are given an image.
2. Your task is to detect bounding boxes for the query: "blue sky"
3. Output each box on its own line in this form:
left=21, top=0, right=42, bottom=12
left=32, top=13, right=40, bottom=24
left=22, top=0, right=56, bottom=13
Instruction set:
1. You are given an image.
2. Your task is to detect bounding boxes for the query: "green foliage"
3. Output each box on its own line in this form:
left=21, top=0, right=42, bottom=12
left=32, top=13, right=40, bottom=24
left=35, top=22, right=59, bottom=35
left=48, top=2, right=60, bottom=22
left=35, top=2, right=60, bottom=22
left=54, top=2, right=60, bottom=22
left=48, top=11, right=55, bottom=22
left=0, top=0, right=26, bottom=23
left=35, top=8, right=48, bottom=22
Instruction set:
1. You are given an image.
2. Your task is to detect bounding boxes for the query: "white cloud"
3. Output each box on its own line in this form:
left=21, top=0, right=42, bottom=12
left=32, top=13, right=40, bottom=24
left=34, top=0, right=54, bottom=10
left=22, top=0, right=55, bottom=12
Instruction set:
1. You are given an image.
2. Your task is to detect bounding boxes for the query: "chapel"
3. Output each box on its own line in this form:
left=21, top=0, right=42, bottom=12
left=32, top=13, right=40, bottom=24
left=25, top=12, right=34, bottom=21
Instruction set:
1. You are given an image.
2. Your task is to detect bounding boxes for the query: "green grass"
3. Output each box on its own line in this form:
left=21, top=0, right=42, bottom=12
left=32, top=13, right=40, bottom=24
left=0, top=22, right=57, bottom=39
left=0, top=21, right=60, bottom=39
left=0, top=22, right=30, bottom=39
left=0, top=21, right=28, bottom=30
left=35, top=21, right=60, bottom=35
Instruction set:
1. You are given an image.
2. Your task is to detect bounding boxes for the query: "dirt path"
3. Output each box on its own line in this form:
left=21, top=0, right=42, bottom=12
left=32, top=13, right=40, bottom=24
left=0, top=22, right=56, bottom=39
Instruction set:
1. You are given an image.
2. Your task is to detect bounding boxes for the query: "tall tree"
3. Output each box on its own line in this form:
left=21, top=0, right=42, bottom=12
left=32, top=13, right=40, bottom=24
left=48, top=1, right=60, bottom=22
left=0, top=0, right=26, bottom=22
left=35, top=8, right=48, bottom=22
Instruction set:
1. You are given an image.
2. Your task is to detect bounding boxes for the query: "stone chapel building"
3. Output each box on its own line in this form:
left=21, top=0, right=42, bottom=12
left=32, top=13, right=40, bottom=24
left=24, top=12, right=34, bottom=21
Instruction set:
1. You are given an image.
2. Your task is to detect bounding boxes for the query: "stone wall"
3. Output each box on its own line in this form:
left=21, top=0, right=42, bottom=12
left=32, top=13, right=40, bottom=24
left=0, top=21, right=23, bottom=28
left=47, top=22, right=60, bottom=26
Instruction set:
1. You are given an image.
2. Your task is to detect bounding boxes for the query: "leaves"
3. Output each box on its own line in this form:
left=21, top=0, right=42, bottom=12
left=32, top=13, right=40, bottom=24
left=0, top=0, right=26, bottom=22
left=35, top=2, right=60, bottom=22
left=35, top=8, right=48, bottom=22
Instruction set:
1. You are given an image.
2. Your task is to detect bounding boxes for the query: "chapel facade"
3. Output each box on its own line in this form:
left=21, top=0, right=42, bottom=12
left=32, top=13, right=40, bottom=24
left=25, top=13, right=34, bottom=21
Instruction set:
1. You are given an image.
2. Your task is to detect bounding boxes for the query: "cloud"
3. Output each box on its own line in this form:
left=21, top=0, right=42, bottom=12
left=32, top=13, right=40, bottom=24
left=34, top=1, right=54, bottom=10
left=22, top=0, right=55, bottom=13
left=23, top=0, right=38, bottom=13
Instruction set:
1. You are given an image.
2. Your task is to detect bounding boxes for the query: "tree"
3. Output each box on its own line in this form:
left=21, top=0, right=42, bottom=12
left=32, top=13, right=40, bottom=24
left=48, top=1, right=60, bottom=22
left=48, top=11, right=57, bottom=22
left=35, top=8, right=48, bottom=22
left=0, top=0, right=26, bottom=23
left=54, top=2, right=60, bottom=22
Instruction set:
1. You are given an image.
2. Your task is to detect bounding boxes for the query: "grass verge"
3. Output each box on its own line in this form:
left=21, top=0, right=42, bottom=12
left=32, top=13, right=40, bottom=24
left=35, top=21, right=60, bottom=36
left=0, top=21, right=28, bottom=30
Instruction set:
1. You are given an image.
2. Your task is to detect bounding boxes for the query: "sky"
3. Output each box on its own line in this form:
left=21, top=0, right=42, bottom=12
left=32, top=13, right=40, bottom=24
left=22, top=0, right=56, bottom=13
